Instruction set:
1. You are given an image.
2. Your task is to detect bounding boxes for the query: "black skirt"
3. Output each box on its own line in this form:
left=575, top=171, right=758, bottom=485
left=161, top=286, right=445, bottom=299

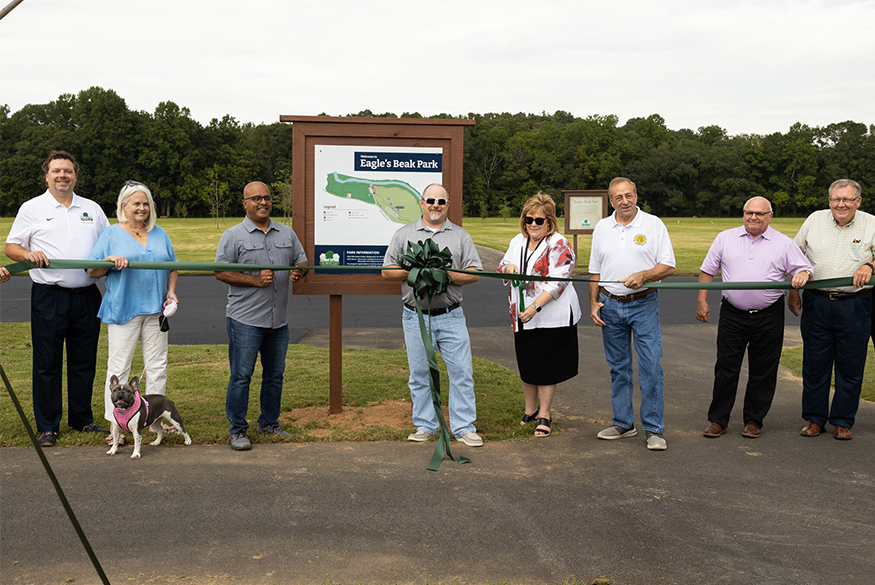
left=514, top=324, right=579, bottom=385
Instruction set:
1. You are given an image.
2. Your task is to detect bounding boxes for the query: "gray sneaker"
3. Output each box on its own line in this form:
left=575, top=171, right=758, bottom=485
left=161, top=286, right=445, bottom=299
left=597, top=425, right=637, bottom=440
left=407, top=429, right=434, bottom=442
left=256, top=424, right=292, bottom=438
left=229, top=430, right=252, bottom=451
left=456, top=432, right=483, bottom=447
left=646, top=431, right=667, bottom=450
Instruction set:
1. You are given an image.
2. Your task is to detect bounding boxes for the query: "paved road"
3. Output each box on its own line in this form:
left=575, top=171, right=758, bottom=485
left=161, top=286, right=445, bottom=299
left=5, top=247, right=872, bottom=585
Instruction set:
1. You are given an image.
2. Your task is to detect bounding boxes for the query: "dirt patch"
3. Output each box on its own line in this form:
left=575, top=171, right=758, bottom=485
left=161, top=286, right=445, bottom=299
left=281, top=399, right=420, bottom=436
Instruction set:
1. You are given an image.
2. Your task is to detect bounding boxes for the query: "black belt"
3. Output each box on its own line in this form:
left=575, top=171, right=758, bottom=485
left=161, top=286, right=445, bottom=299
left=599, top=286, right=656, bottom=303
left=38, top=283, right=94, bottom=294
left=405, top=302, right=460, bottom=316
left=811, top=289, right=870, bottom=301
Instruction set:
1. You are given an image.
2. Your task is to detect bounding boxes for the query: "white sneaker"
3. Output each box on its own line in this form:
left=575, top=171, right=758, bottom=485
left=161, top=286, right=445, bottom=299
left=646, top=431, right=667, bottom=450
left=407, top=429, right=433, bottom=442
left=457, top=432, right=483, bottom=447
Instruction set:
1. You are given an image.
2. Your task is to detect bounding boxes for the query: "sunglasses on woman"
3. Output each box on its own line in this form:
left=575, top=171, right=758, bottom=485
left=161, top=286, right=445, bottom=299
left=525, top=216, right=547, bottom=225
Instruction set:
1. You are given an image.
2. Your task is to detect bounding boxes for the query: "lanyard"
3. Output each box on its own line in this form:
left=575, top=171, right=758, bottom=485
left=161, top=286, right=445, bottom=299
left=517, top=235, right=545, bottom=322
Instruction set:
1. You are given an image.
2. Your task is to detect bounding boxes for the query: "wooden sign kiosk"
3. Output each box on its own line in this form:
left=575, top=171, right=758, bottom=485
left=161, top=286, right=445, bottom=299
left=281, top=116, right=474, bottom=413
left=563, top=189, right=609, bottom=255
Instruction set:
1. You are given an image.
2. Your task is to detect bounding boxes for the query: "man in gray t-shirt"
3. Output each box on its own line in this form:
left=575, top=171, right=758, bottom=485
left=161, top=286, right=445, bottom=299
left=215, top=181, right=308, bottom=451
left=382, top=184, right=484, bottom=447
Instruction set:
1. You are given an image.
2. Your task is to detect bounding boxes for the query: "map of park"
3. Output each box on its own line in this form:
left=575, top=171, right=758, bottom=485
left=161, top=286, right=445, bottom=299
left=324, top=173, right=422, bottom=224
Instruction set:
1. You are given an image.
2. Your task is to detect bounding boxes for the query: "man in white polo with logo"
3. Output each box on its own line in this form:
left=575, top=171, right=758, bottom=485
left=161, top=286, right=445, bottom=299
left=5, top=150, right=111, bottom=447
left=589, top=177, right=676, bottom=450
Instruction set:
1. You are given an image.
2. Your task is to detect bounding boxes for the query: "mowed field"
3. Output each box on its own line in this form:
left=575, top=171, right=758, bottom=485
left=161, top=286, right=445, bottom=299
left=1, top=215, right=807, bottom=276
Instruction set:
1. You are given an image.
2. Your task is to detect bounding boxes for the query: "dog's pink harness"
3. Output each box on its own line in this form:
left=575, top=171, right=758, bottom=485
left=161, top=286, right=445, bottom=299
left=113, top=391, right=149, bottom=433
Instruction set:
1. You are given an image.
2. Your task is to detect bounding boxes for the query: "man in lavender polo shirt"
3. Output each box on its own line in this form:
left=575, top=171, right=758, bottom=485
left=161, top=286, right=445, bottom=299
left=696, top=196, right=812, bottom=439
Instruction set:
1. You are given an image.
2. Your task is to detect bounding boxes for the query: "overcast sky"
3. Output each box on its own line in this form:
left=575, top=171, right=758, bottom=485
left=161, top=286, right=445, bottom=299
left=2, top=0, right=873, bottom=136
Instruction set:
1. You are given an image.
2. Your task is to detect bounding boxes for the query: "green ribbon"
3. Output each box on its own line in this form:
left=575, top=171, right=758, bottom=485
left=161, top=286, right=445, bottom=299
left=4, top=258, right=861, bottom=291
left=398, top=240, right=470, bottom=471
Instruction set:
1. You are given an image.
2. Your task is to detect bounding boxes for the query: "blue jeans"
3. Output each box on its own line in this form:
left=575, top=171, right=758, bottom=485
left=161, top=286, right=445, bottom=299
left=401, top=306, right=477, bottom=437
left=226, top=317, right=289, bottom=434
left=598, top=292, right=665, bottom=434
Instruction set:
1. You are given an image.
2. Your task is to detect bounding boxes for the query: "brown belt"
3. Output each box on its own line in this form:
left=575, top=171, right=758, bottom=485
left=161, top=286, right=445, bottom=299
left=811, top=289, right=870, bottom=301
left=599, top=286, right=656, bottom=303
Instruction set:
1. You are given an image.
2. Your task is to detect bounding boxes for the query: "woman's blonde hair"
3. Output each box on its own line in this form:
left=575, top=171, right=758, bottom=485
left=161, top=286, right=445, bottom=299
left=116, top=180, right=157, bottom=232
left=519, top=192, right=558, bottom=238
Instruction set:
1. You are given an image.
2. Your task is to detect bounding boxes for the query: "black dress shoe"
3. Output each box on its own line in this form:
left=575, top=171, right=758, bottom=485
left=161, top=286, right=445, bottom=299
left=38, top=431, right=58, bottom=447
left=80, top=423, right=110, bottom=434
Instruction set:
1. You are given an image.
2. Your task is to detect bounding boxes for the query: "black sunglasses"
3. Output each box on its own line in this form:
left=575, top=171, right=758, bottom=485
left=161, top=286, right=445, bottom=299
left=424, top=198, right=448, bottom=205
left=525, top=216, right=547, bottom=225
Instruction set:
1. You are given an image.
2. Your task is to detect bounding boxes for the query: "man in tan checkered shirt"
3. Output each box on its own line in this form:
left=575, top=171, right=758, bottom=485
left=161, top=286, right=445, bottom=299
left=788, top=179, right=875, bottom=440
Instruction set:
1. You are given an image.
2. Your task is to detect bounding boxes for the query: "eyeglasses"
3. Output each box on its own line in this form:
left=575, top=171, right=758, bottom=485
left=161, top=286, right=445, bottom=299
left=525, top=216, right=547, bottom=225
left=124, top=180, right=146, bottom=188
left=743, top=210, right=771, bottom=218
left=829, top=197, right=860, bottom=205
left=244, top=195, right=273, bottom=203
left=424, top=198, right=448, bottom=206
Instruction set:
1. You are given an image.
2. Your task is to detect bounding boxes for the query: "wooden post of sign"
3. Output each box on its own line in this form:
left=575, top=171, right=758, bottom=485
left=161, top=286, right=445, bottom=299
left=329, top=295, right=342, bottom=414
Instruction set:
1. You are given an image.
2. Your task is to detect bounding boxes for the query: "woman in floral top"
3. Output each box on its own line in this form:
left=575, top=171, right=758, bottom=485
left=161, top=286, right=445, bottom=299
left=498, top=192, right=581, bottom=437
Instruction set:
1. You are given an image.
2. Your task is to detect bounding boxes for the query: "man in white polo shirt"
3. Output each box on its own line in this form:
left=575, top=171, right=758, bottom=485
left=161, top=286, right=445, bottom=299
left=589, top=177, right=676, bottom=450
left=5, top=151, right=110, bottom=447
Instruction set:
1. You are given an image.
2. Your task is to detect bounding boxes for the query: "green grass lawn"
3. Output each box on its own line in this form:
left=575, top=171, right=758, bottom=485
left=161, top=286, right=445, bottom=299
left=0, top=322, right=533, bottom=448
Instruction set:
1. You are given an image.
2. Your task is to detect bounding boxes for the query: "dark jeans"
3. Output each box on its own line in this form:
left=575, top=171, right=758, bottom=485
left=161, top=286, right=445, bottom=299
left=708, top=298, right=784, bottom=428
left=225, top=317, right=289, bottom=435
left=31, top=283, right=102, bottom=432
left=801, top=290, right=871, bottom=428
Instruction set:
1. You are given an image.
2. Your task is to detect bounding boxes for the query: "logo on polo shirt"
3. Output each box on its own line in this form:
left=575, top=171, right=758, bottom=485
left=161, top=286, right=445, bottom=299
left=634, top=234, right=647, bottom=245
left=80, top=212, right=94, bottom=222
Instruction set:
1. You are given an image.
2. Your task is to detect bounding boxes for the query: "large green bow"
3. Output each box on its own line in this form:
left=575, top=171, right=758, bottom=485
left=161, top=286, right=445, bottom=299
left=399, top=239, right=470, bottom=470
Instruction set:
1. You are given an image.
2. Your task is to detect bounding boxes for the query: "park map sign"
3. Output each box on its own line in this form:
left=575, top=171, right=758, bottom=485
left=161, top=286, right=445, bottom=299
left=282, top=115, right=473, bottom=296
left=282, top=115, right=473, bottom=413
left=314, top=145, right=443, bottom=271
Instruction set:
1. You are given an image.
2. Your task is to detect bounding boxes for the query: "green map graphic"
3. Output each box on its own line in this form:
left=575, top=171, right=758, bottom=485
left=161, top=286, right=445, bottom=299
left=324, top=173, right=421, bottom=224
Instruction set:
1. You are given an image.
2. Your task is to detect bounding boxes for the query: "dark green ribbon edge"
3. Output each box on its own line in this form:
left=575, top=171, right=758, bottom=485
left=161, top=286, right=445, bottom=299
left=3, top=258, right=861, bottom=290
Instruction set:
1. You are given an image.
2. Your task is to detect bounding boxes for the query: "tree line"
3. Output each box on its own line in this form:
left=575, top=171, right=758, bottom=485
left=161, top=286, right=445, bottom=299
left=2, top=86, right=873, bottom=219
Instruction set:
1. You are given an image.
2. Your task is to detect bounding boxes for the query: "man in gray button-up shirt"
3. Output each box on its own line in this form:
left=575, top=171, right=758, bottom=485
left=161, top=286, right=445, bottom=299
left=382, top=184, right=484, bottom=447
left=215, top=181, right=308, bottom=450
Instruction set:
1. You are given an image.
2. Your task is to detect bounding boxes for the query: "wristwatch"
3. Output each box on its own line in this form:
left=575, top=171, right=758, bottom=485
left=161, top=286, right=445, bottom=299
left=533, top=302, right=542, bottom=312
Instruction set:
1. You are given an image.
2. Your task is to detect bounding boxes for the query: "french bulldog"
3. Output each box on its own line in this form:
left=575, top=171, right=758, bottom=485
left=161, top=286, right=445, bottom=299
left=106, top=375, right=191, bottom=459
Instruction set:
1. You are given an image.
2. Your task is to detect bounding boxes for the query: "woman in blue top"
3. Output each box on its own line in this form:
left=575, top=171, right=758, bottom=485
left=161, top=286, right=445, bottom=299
left=88, top=181, right=178, bottom=430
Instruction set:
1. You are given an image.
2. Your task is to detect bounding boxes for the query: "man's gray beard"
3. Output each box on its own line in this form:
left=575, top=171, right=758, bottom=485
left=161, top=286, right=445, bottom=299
left=428, top=212, right=443, bottom=222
